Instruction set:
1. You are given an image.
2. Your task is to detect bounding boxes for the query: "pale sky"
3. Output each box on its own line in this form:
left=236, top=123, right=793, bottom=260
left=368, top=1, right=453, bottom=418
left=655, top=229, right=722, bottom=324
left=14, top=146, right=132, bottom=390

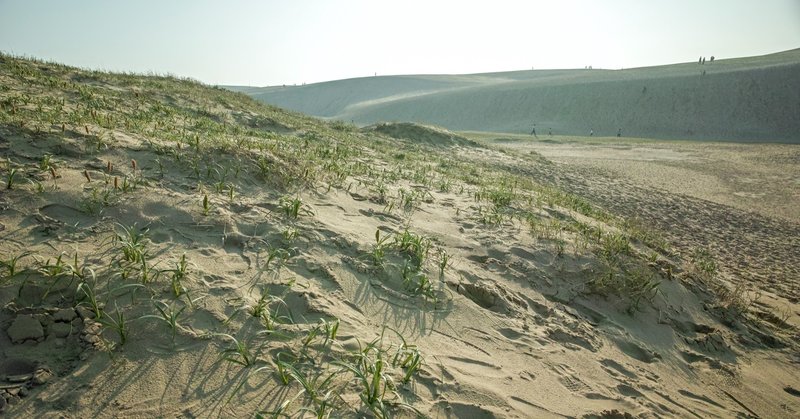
left=1, top=0, right=799, bottom=86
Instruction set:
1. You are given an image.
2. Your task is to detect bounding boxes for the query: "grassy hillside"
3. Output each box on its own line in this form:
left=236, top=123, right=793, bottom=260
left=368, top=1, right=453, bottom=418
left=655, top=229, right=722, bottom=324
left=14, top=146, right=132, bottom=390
left=238, top=49, right=800, bottom=143
left=1, top=53, right=799, bottom=417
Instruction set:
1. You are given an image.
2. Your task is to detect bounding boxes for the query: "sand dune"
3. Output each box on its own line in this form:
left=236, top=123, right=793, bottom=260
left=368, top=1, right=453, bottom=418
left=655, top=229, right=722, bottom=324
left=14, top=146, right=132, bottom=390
left=2, top=54, right=799, bottom=418
left=233, top=49, right=800, bottom=143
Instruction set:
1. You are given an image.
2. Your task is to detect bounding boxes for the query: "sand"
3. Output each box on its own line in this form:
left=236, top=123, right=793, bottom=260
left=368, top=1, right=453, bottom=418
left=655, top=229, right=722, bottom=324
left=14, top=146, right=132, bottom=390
left=496, top=137, right=800, bottom=223
left=465, top=133, right=800, bottom=304
left=2, top=54, right=800, bottom=418
left=237, top=49, right=800, bottom=143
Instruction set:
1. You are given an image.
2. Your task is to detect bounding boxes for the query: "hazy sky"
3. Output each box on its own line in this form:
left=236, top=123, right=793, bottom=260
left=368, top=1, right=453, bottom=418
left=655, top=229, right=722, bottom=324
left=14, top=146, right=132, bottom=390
left=1, top=0, right=799, bottom=86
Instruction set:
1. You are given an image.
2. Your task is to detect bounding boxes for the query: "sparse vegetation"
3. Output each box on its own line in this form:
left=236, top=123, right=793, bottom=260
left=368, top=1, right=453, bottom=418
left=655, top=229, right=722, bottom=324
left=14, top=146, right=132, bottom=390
left=0, top=51, right=793, bottom=419
left=5, top=166, right=18, bottom=189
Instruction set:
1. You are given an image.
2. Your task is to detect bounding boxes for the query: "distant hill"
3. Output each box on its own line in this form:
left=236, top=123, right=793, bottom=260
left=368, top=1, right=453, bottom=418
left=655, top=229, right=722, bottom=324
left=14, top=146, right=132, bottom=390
left=228, top=49, right=800, bottom=143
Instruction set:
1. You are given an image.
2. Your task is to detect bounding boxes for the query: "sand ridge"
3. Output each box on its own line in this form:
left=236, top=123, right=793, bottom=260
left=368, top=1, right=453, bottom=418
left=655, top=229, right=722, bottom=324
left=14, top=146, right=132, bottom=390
left=237, top=49, right=800, bottom=143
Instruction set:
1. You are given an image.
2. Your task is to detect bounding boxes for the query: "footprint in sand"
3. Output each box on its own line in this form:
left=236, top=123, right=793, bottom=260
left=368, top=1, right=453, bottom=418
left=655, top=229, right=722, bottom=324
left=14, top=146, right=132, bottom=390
left=38, top=203, right=93, bottom=229
left=784, top=386, right=800, bottom=397
left=432, top=401, right=499, bottom=419
left=600, top=358, right=638, bottom=380
left=616, top=383, right=644, bottom=398
left=452, top=280, right=528, bottom=315
left=677, top=389, right=725, bottom=409
left=444, top=355, right=506, bottom=379
left=613, top=339, right=661, bottom=364
left=549, top=363, right=593, bottom=393
left=497, top=327, right=528, bottom=340
left=546, top=327, right=599, bottom=352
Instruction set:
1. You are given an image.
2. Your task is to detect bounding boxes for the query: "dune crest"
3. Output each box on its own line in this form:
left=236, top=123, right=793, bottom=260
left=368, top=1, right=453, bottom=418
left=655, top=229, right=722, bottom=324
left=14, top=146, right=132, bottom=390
left=236, top=49, right=800, bottom=143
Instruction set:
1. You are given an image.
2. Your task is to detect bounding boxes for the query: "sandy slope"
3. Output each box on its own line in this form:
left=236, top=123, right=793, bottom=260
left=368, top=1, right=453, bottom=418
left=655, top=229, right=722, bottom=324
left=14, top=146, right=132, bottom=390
left=234, top=49, right=800, bottom=143
left=2, top=55, right=800, bottom=419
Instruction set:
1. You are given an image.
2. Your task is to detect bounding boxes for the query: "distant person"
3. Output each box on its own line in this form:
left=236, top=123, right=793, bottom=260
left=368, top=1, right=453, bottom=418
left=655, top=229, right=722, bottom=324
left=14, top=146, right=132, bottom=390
left=617, top=128, right=622, bottom=137
left=702, top=57, right=706, bottom=65
left=699, top=56, right=702, bottom=64
left=548, top=128, right=553, bottom=136
left=589, top=129, right=594, bottom=136
left=530, top=124, right=538, bottom=138
left=710, top=56, right=715, bottom=62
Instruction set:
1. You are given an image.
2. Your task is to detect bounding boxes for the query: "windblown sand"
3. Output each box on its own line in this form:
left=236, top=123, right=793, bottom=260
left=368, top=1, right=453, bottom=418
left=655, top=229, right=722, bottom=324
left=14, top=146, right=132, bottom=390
left=239, top=49, right=800, bottom=143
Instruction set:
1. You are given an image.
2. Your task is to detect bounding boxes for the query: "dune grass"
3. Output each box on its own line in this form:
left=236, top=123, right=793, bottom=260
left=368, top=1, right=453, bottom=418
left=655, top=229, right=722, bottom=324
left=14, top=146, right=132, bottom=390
left=0, top=52, right=752, bottom=416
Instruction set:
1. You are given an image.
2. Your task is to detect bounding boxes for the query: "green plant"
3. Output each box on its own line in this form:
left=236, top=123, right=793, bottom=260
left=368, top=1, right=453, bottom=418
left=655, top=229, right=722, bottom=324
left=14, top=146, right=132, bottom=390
left=280, top=196, right=310, bottom=219
left=274, top=352, right=294, bottom=385
left=284, top=362, right=338, bottom=408
left=394, top=229, right=431, bottom=268
left=154, top=157, right=165, bottom=178
left=114, top=223, right=149, bottom=263
left=218, top=334, right=261, bottom=367
left=1, top=251, right=29, bottom=280
left=5, top=167, right=18, bottom=189
left=212, top=180, right=227, bottom=194
left=39, top=154, right=54, bottom=171
left=28, top=178, right=45, bottom=193
left=555, top=239, right=566, bottom=257
left=67, top=252, right=91, bottom=281
left=334, top=341, right=394, bottom=418
left=397, top=188, right=426, bottom=212
left=138, top=253, right=160, bottom=284
left=99, top=302, right=130, bottom=346
left=80, top=186, right=120, bottom=215
left=38, top=253, right=67, bottom=277
left=118, top=174, right=139, bottom=193
left=255, top=156, right=271, bottom=180
left=167, top=253, right=190, bottom=298
left=390, top=335, right=424, bottom=384
left=76, top=278, right=103, bottom=319
left=329, top=327, right=423, bottom=418
left=282, top=226, right=298, bottom=242
left=39, top=252, right=91, bottom=299
left=320, top=317, right=339, bottom=345
left=600, top=232, right=630, bottom=262
left=264, top=246, right=291, bottom=271
left=371, top=229, right=391, bottom=267
left=141, top=301, right=186, bottom=344
left=437, top=249, right=449, bottom=277
left=690, top=247, right=717, bottom=279
left=256, top=395, right=300, bottom=419
left=590, top=264, right=660, bottom=313
left=248, top=290, right=291, bottom=330
left=401, top=263, right=438, bottom=303
left=225, top=287, right=292, bottom=334
left=202, top=193, right=210, bottom=216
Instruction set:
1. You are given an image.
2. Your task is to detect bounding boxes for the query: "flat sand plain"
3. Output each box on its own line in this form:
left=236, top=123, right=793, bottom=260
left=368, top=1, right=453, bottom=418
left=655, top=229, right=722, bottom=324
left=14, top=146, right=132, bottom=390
left=496, top=135, right=800, bottom=223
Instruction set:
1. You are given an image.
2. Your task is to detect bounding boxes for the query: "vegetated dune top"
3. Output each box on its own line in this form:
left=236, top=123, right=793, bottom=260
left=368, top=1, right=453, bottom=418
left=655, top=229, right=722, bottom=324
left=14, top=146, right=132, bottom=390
left=232, top=49, right=800, bottom=143
left=361, top=122, right=479, bottom=147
